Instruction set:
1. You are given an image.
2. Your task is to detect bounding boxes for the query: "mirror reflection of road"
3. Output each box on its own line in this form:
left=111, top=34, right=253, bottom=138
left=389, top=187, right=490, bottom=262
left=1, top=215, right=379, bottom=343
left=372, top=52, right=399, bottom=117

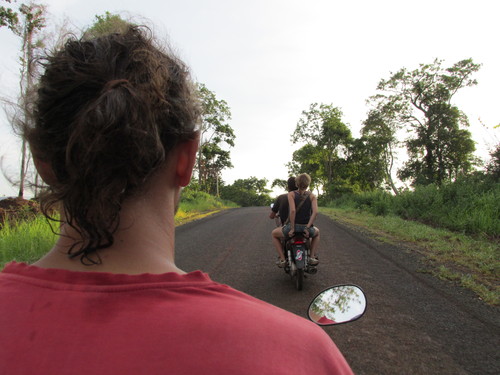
left=175, top=207, right=499, bottom=375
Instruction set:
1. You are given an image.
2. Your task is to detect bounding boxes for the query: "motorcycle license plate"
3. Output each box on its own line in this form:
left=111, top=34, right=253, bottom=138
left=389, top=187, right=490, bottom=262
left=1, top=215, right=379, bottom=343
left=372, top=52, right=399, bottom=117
left=295, top=248, right=304, bottom=261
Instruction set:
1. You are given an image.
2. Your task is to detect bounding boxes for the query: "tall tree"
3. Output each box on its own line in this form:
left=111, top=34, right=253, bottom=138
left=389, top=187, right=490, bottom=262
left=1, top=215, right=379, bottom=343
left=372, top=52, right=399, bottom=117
left=83, top=11, right=130, bottom=39
left=1, top=1, right=46, bottom=197
left=290, top=103, right=352, bottom=194
left=196, top=83, right=234, bottom=195
left=287, top=144, right=322, bottom=191
left=372, top=58, right=479, bottom=186
left=361, top=106, right=402, bottom=194
left=18, top=3, right=46, bottom=198
left=346, top=136, right=387, bottom=193
left=0, top=0, right=18, bottom=30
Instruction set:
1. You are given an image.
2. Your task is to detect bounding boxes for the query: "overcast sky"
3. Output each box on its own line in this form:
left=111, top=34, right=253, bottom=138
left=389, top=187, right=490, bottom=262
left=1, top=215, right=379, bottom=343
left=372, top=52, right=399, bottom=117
left=1, top=0, right=498, bottom=196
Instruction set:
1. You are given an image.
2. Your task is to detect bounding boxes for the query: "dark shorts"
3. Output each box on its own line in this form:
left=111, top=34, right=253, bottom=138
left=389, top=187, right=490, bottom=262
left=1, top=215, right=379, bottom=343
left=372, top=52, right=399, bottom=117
left=282, top=224, right=316, bottom=237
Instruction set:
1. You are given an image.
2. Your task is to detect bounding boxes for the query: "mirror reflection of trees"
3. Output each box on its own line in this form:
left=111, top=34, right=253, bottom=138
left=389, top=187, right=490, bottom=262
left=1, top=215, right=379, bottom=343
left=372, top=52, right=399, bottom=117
left=310, top=286, right=365, bottom=323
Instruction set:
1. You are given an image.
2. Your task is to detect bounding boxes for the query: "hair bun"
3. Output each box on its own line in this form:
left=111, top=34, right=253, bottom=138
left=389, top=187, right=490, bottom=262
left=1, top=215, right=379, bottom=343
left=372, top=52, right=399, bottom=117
left=102, top=79, right=129, bottom=93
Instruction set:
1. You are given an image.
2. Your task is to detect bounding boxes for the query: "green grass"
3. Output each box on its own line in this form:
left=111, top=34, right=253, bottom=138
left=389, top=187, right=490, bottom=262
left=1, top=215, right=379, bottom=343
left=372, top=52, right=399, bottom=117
left=0, top=192, right=238, bottom=268
left=324, top=177, right=500, bottom=238
left=175, top=189, right=238, bottom=225
left=0, top=215, right=58, bottom=268
left=320, top=207, right=500, bottom=305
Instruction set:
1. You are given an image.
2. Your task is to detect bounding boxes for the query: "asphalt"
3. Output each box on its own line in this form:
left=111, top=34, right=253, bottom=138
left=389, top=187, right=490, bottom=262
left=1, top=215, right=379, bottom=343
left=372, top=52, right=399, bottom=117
left=175, top=206, right=500, bottom=375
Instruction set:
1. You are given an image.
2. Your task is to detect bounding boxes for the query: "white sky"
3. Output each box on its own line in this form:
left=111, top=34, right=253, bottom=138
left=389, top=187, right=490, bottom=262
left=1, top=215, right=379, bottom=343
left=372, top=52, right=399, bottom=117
left=1, top=0, right=499, bottom=197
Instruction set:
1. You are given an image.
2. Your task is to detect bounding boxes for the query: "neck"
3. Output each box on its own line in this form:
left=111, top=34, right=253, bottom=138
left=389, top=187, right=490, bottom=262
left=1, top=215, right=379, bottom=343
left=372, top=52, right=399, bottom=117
left=34, top=173, right=184, bottom=275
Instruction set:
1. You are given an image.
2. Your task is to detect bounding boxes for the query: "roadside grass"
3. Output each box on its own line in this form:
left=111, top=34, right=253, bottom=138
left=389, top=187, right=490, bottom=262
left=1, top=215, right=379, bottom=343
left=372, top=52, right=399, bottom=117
left=175, top=191, right=238, bottom=225
left=326, top=178, right=500, bottom=239
left=0, top=215, right=58, bottom=268
left=320, top=207, right=500, bottom=306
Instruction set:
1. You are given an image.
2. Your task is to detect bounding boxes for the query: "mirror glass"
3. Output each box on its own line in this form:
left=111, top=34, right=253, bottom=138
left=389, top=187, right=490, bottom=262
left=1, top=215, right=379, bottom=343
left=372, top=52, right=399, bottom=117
left=308, top=285, right=366, bottom=325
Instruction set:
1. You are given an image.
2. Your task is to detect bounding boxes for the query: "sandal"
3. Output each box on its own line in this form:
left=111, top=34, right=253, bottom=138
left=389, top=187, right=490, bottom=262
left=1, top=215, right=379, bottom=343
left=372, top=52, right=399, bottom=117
left=276, top=259, right=286, bottom=268
left=308, top=256, right=319, bottom=265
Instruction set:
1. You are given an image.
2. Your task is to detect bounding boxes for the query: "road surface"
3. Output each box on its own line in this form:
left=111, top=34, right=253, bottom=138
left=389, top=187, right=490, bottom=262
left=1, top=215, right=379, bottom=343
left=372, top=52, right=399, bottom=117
left=175, top=207, right=499, bottom=374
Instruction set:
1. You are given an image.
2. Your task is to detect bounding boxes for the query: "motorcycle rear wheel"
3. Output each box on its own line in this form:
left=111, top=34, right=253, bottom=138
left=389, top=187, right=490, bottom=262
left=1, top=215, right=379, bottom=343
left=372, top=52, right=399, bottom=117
left=294, top=269, right=304, bottom=291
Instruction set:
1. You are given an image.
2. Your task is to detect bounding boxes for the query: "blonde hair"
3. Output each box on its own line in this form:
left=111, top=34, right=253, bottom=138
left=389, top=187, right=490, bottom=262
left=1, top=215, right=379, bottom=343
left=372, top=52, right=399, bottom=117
left=296, top=173, right=311, bottom=190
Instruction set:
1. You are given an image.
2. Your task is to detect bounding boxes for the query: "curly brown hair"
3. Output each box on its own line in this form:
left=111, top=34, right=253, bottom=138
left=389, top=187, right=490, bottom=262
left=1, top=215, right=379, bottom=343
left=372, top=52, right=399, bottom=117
left=24, top=25, right=200, bottom=264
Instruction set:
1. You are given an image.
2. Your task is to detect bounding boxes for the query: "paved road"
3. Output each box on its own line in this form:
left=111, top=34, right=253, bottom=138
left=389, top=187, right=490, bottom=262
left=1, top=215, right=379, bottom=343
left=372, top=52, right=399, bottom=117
left=175, top=207, right=499, bottom=374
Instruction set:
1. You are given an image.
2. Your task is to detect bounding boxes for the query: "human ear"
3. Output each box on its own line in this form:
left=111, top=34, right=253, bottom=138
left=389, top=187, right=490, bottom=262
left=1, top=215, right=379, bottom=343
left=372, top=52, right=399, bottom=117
left=175, top=137, right=199, bottom=187
left=33, top=157, right=58, bottom=186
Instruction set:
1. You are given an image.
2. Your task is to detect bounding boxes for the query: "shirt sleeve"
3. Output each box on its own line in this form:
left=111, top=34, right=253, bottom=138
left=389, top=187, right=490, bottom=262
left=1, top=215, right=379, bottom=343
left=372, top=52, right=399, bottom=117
left=272, top=197, right=280, bottom=213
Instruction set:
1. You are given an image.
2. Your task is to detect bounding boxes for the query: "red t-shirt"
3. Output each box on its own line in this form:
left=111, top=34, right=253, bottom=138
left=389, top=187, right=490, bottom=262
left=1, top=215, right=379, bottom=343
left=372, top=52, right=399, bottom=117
left=0, top=262, right=353, bottom=375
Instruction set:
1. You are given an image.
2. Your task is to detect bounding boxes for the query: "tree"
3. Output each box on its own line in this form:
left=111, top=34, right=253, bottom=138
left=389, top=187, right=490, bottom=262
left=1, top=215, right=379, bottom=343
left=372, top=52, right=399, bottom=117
left=196, top=83, right=235, bottom=195
left=372, top=58, right=480, bottom=186
left=1, top=1, right=46, bottom=198
left=83, top=11, right=130, bottom=39
left=345, top=136, right=387, bottom=193
left=220, top=177, right=272, bottom=207
left=271, top=178, right=288, bottom=191
left=287, top=144, right=322, bottom=192
left=0, top=0, right=18, bottom=30
left=360, top=106, right=402, bottom=194
left=485, top=143, right=500, bottom=181
left=290, top=103, right=352, bottom=195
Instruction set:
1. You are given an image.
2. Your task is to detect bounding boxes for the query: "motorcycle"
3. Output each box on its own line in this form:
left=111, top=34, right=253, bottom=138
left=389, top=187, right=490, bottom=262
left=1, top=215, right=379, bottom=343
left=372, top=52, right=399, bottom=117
left=282, top=229, right=317, bottom=291
left=269, top=204, right=317, bottom=291
left=307, top=284, right=366, bottom=325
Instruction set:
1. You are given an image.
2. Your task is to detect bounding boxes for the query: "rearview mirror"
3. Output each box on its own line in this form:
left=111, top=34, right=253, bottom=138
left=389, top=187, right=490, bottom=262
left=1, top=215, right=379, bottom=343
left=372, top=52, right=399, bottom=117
left=308, top=285, right=366, bottom=326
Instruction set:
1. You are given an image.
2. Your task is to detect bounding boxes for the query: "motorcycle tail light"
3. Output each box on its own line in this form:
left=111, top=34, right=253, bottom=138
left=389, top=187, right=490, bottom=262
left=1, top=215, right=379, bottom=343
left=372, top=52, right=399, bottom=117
left=293, top=237, right=305, bottom=245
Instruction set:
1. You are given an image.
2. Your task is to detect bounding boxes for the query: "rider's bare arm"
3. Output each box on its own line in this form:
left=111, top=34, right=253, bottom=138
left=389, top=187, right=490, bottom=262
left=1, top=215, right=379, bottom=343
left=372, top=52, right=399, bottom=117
left=307, top=194, right=318, bottom=228
left=287, top=191, right=296, bottom=235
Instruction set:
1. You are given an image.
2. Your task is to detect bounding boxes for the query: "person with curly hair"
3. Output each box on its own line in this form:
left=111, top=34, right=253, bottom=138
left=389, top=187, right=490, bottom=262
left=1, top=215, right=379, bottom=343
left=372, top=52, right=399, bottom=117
left=0, top=24, right=351, bottom=374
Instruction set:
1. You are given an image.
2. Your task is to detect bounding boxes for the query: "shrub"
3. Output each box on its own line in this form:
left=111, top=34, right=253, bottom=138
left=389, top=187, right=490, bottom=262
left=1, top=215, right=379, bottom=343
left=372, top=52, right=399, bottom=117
left=325, top=176, right=499, bottom=238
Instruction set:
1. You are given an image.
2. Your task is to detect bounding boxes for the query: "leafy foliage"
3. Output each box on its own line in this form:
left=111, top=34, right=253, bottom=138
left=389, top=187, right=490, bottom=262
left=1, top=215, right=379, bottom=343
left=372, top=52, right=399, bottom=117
left=360, top=105, right=402, bottom=194
left=288, top=103, right=352, bottom=196
left=220, top=177, right=272, bottom=207
left=196, top=83, right=234, bottom=195
left=83, top=11, right=131, bottom=38
left=370, top=58, right=480, bottom=186
left=326, top=175, right=500, bottom=238
left=485, top=143, right=500, bottom=181
left=0, top=0, right=18, bottom=31
left=271, top=178, right=288, bottom=191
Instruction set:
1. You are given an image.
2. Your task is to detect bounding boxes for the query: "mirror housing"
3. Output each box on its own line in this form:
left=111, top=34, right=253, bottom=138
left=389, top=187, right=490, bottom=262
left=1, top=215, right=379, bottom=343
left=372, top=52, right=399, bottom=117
left=308, top=285, right=366, bottom=326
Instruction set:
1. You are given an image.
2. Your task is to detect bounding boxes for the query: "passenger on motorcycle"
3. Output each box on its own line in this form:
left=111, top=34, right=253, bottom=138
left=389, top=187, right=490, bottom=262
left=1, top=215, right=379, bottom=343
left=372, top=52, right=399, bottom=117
left=269, top=176, right=297, bottom=225
left=272, top=173, right=320, bottom=267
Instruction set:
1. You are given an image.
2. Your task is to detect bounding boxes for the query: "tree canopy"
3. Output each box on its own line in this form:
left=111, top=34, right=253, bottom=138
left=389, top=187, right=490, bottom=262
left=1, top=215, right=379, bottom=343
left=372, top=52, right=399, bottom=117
left=370, top=58, right=480, bottom=186
left=196, top=83, right=235, bottom=195
left=289, top=103, right=352, bottom=195
left=220, top=177, right=271, bottom=207
left=83, top=11, right=130, bottom=39
left=0, top=0, right=18, bottom=31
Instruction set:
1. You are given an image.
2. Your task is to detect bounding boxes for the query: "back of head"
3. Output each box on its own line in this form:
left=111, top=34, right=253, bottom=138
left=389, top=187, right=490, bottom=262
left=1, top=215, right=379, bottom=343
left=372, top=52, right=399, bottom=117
left=25, top=25, right=200, bottom=263
left=296, top=173, right=311, bottom=190
left=287, top=177, right=297, bottom=192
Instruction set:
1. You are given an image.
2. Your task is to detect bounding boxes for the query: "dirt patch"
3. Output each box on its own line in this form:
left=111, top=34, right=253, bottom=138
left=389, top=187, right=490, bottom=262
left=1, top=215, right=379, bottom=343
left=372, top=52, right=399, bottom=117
left=0, top=197, right=41, bottom=225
